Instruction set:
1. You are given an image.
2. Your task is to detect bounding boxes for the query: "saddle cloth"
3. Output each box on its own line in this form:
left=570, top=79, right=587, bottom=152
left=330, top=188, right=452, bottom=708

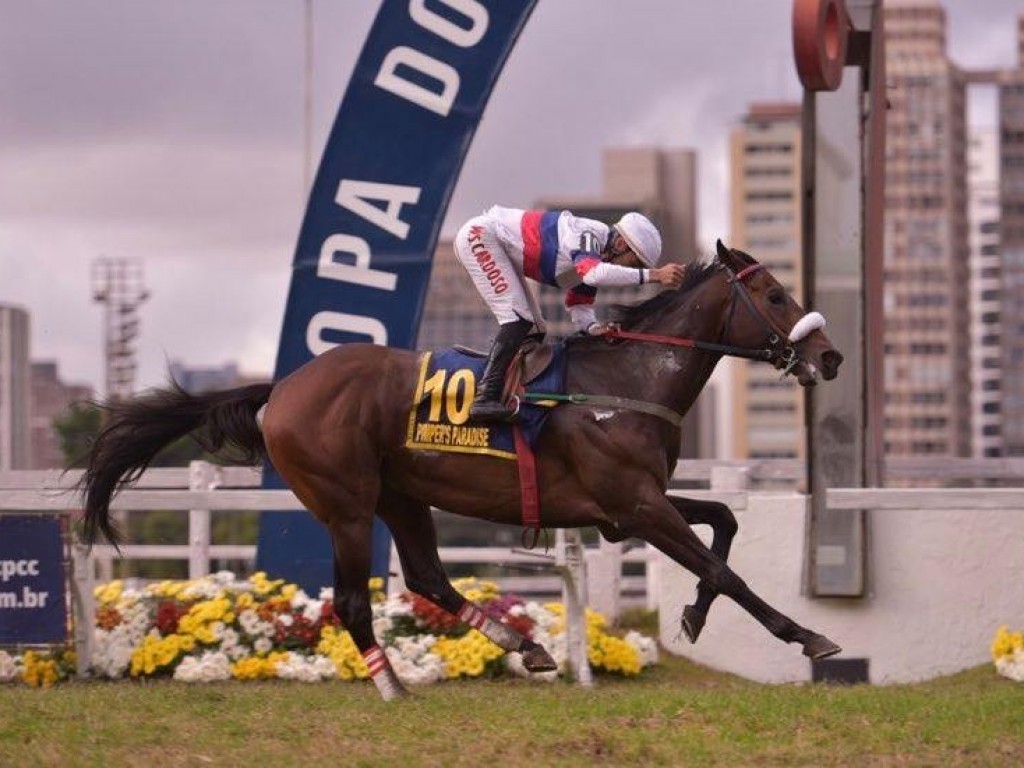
left=405, top=341, right=567, bottom=459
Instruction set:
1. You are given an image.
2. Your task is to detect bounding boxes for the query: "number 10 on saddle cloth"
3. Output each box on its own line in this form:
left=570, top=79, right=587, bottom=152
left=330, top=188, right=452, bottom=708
left=405, top=346, right=566, bottom=459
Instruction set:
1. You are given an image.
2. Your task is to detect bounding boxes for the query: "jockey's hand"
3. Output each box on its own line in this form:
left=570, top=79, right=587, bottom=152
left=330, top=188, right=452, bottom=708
left=652, top=263, right=686, bottom=288
left=586, top=322, right=618, bottom=336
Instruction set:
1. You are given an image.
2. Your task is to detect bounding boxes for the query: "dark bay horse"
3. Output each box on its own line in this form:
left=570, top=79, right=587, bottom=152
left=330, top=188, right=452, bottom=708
left=80, top=241, right=844, bottom=700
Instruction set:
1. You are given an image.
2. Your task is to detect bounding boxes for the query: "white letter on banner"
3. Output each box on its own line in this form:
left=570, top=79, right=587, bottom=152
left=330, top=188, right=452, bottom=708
left=336, top=179, right=421, bottom=240
left=306, top=311, right=387, bottom=355
left=374, top=46, right=459, bottom=117
left=410, top=0, right=489, bottom=47
left=318, top=234, right=398, bottom=291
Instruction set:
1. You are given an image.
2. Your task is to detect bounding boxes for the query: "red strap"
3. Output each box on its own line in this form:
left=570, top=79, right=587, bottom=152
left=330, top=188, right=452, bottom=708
left=513, top=424, right=541, bottom=545
left=604, top=326, right=697, bottom=349
left=735, top=263, right=764, bottom=281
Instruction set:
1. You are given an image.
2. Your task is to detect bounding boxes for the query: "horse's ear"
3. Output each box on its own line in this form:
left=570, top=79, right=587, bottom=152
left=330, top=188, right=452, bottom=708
left=715, top=239, right=730, bottom=261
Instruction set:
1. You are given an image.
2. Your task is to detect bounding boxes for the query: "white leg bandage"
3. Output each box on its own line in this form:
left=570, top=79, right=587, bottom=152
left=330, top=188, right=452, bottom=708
left=362, top=645, right=405, bottom=701
left=457, top=603, right=522, bottom=651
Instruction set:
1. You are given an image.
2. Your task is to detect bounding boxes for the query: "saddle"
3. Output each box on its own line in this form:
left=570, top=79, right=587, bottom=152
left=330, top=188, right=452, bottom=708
left=452, top=336, right=556, bottom=403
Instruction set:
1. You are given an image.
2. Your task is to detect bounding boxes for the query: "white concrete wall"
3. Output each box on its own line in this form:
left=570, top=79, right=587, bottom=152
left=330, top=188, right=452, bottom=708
left=658, top=493, right=1024, bottom=684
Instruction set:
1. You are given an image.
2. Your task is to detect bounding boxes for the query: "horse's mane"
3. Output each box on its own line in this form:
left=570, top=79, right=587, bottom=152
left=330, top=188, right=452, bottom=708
left=611, top=249, right=757, bottom=329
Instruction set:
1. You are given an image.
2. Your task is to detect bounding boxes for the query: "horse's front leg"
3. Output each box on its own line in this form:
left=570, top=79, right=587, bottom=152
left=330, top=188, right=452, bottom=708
left=624, top=494, right=841, bottom=660
left=665, top=495, right=738, bottom=644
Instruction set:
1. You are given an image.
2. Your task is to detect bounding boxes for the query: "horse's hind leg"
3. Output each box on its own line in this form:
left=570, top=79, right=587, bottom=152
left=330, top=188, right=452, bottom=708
left=666, top=495, right=738, bottom=644
left=627, top=495, right=840, bottom=660
left=375, top=488, right=557, bottom=673
left=282, top=469, right=409, bottom=700
left=325, top=513, right=410, bottom=701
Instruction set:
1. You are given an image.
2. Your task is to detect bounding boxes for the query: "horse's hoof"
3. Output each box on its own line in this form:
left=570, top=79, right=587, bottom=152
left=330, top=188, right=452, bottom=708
left=522, top=645, right=558, bottom=672
left=802, top=634, right=842, bottom=660
left=681, top=606, right=706, bottom=644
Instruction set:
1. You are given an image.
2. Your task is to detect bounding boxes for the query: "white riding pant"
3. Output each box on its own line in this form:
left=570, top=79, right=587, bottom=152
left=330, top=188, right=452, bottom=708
left=453, top=215, right=546, bottom=332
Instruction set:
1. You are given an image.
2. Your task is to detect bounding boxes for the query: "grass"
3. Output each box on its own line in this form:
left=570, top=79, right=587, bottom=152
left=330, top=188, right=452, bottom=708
left=2, top=654, right=1023, bottom=767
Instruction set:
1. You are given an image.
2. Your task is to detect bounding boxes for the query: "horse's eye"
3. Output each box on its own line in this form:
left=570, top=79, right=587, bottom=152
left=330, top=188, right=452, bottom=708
left=767, top=290, right=785, bottom=306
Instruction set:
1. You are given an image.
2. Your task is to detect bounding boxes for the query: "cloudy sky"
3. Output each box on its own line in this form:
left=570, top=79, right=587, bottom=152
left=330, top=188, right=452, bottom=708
left=0, top=0, right=1019, bottom=394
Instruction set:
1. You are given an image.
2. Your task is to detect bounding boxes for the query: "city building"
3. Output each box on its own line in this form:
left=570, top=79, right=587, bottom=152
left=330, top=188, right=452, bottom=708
left=0, top=304, right=31, bottom=470
left=728, top=102, right=805, bottom=460
left=29, top=361, right=93, bottom=469
left=967, top=129, right=1002, bottom=458
left=997, top=17, right=1024, bottom=455
left=882, top=1, right=971, bottom=457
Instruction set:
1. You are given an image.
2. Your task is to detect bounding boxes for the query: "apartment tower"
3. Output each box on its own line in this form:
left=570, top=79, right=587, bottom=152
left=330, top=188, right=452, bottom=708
left=882, top=1, right=971, bottom=456
left=729, top=103, right=805, bottom=459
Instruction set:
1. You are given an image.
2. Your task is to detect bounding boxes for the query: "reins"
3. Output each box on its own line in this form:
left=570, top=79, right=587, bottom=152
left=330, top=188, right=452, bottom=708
left=601, top=261, right=804, bottom=375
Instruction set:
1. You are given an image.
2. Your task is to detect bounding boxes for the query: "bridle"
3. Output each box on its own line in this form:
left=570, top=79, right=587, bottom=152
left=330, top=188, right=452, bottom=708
left=601, top=259, right=825, bottom=377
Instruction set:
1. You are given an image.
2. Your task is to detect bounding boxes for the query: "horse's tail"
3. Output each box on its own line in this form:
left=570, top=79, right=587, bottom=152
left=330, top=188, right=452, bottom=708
left=79, top=381, right=274, bottom=547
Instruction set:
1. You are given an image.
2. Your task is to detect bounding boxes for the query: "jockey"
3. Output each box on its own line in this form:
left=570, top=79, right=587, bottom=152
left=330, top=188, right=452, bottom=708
left=454, top=206, right=686, bottom=422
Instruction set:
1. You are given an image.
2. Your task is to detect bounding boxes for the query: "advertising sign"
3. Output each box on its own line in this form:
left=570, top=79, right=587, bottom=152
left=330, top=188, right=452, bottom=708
left=0, top=515, right=67, bottom=645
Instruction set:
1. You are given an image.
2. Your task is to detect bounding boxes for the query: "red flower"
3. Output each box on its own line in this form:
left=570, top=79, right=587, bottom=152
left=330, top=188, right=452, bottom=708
left=155, top=600, right=188, bottom=635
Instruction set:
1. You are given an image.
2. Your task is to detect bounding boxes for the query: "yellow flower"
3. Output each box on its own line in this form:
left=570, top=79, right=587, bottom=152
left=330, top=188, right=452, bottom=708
left=317, top=626, right=368, bottom=680
left=94, top=580, right=124, bottom=605
left=232, top=656, right=274, bottom=680
left=433, top=630, right=503, bottom=678
left=992, top=625, right=1024, bottom=661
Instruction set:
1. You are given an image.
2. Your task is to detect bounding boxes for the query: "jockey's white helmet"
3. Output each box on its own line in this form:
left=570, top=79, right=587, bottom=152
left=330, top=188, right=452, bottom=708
left=615, top=212, right=662, bottom=268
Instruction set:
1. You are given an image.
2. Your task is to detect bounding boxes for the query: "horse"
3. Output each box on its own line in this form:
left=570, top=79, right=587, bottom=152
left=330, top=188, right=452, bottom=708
left=79, top=240, right=844, bottom=700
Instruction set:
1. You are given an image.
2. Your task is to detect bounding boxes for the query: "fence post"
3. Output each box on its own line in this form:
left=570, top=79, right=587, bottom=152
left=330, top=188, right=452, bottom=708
left=585, top=538, right=622, bottom=622
left=71, top=540, right=95, bottom=678
left=556, top=528, right=593, bottom=686
left=188, top=461, right=218, bottom=579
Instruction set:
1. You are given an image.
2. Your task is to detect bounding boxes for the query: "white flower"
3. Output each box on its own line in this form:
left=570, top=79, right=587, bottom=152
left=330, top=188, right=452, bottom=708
left=276, top=614, right=294, bottom=628
left=624, top=630, right=660, bottom=667
left=173, top=651, right=231, bottom=683
left=238, top=609, right=275, bottom=639
left=0, top=651, right=19, bottom=682
left=254, top=637, right=273, bottom=655
left=275, top=652, right=336, bottom=682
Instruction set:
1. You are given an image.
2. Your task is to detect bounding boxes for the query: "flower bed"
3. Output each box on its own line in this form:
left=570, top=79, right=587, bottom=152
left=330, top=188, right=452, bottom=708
left=0, top=572, right=657, bottom=687
left=992, top=625, right=1024, bottom=681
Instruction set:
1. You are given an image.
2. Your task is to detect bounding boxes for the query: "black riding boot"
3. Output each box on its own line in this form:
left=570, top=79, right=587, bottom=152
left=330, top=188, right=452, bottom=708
left=470, top=318, right=533, bottom=422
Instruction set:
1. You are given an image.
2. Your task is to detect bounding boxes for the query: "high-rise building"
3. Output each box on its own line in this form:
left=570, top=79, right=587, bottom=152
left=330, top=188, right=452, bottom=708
left=882, top=1, right=971, bottom=457
left=967, top=129, right=1002, bottom=458
left=0, top=304, right=31, bottom=470
left=997, top=16, right=1024, bottom=455
left=728, top=102, right=805, bottom=459
left=29, top=361, right=93, bottom=469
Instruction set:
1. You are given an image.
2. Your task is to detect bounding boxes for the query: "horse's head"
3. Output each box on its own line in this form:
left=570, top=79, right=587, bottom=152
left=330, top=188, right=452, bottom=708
left=714, top=239, right=843, bottom=386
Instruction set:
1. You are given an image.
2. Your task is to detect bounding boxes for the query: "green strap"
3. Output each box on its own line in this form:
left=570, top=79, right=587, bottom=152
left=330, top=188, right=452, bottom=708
left=519, top=392, right=683, bottom=429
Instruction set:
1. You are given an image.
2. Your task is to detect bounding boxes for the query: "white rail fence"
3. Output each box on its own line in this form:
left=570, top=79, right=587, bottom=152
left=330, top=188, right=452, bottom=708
left=5, top=458, right=1023, bottom=683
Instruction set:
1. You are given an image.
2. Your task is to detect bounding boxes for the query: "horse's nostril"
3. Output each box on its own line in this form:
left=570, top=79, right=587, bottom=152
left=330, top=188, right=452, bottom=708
left=821, top=349, right=844, bottom=373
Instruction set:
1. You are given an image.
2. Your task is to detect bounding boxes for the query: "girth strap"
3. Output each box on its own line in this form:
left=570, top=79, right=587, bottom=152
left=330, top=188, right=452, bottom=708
left=518, top=391, right=684, bottom=429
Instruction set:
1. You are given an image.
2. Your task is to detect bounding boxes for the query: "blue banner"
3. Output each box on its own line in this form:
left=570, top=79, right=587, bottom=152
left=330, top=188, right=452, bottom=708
left=257, top=0, right=538, bottom=594
left=0, top=516, right=68, bottom=645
